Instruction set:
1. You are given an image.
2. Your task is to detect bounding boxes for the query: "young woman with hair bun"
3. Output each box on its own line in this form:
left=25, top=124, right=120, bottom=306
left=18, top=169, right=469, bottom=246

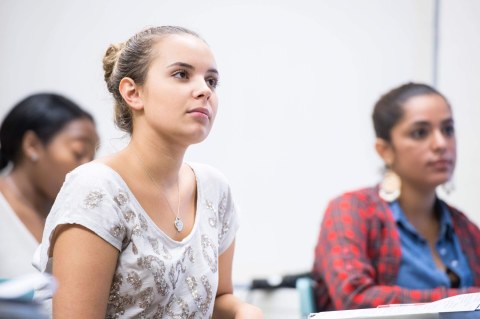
left=34, top=26, right=263, bottom=319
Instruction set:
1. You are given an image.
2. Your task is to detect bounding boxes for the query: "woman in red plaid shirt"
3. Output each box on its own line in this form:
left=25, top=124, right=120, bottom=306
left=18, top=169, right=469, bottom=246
left=313, top=82, right=480, bottom=310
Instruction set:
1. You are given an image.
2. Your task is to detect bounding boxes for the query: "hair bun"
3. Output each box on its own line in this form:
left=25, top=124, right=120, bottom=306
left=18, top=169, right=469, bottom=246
left=102, top=42, right=125, bottom=92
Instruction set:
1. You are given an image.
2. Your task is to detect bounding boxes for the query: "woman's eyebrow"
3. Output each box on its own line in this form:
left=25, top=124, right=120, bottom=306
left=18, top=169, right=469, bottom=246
left=167, top=62, right=194, bottom=69
left=167, top=62, right=218, bottom=75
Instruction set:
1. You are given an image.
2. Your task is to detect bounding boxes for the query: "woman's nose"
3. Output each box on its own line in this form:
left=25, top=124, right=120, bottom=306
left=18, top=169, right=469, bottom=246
left=192, top=78, right=212, bottom=100
left=431, top=129, right=448, bottom=151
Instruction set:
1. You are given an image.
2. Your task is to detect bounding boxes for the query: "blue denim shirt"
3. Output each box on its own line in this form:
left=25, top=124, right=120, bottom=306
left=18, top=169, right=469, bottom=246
left=390, top=200, right=473, bottom=289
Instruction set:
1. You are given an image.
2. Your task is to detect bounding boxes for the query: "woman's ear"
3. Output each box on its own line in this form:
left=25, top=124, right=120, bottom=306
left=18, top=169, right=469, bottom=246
left=119, top=77, right=144, bottom=111
left=375, top=138, right=394, bottom=166
left=22, top=131, right=42, bottom=163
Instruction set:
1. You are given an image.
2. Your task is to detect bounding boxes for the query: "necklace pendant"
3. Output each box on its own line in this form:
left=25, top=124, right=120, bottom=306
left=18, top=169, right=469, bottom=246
left=174, top=217, right=184, bottom=232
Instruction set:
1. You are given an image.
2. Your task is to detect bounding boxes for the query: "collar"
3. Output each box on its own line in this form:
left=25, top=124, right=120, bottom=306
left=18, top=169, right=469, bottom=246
left=390, top=199, right=453, bottom=240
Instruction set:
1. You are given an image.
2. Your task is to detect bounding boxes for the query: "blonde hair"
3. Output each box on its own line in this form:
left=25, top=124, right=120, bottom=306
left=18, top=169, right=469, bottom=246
left=102, top=26, right=201, bottom=134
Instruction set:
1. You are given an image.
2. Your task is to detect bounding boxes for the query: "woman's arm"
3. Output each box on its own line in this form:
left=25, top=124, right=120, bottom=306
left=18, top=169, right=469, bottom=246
left=51, top=224, right=119, bottom=319
left=212, top=240, right=263, bottom=319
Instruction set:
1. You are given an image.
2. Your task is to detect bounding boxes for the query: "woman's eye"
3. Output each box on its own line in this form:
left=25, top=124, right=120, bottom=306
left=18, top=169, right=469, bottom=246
left=443, top=124, right=455, bottom=137
left=206, top=77, right=218, bottom=89
left=72, top=146, right=91, bottom=161
left=173, top=70, right=188, bottom=79
left=411, top=128, right=428, bottom=139
left=73, top=151, right=84, bottom=161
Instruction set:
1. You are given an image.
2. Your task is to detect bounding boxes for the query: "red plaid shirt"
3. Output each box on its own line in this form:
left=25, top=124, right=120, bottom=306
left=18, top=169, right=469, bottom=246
left=312, top=186, right=480, bottom=310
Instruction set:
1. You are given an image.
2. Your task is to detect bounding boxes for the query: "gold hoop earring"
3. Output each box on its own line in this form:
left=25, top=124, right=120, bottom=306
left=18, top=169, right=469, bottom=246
left=379, top=169, right=401, bottom=202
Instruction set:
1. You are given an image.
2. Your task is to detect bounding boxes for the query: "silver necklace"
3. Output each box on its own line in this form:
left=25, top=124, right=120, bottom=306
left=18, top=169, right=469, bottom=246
left=133, top=152, right=183, bottom=232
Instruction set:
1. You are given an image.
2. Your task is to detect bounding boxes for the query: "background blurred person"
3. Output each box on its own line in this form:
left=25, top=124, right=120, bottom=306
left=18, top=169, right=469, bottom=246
left=0, top=93, right=98, bottom=278
left=312, top=82, right=480, bottom=310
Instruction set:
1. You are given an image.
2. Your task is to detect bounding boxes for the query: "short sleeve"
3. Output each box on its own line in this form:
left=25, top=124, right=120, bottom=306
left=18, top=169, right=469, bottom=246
left=217, top=183, right=240, bottom=254
left=34, top=163, right=129, bottom=273
left=188, top=162, right=240, bottom=255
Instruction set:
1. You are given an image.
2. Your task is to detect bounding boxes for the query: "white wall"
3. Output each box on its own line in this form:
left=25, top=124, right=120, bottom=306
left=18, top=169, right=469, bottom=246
left=1, top=0, right=478, bottom=316
left=437, top=0, right=480, bottom=226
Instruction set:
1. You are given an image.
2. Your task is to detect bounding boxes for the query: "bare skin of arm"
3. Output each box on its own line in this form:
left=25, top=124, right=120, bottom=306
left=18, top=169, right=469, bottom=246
left=51, top=224, right=119, bottom=319
left=212, top=240, right=263, bottom=319
left=51, top=226, right=262, bottom=318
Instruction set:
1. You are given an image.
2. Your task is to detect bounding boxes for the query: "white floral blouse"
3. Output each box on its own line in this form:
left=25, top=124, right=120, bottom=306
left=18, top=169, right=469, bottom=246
left=34, top=161, right=239, bottom=318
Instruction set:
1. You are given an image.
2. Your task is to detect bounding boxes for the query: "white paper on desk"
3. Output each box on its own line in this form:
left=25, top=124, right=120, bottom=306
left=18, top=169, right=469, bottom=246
left=310, top=293, right=480, bottom=319
left=309, top=305, right=435, bottom=319
left=423, top=293, right=480, bottom=312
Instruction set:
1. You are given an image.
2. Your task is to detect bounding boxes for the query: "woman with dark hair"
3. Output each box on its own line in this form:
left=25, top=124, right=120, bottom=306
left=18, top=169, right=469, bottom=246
left=312, top=82, right=480, bottom=310
left=0, top=93, right=98, bottom=277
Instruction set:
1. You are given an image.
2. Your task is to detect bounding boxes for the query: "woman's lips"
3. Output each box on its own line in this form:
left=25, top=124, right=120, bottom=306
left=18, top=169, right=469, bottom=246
left=428, top=159, right=453, bottom=171
left=187, top=107, right=210, bottom=119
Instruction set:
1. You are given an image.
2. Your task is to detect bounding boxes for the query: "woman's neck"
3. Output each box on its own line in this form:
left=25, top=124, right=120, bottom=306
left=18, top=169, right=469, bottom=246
left=0, top=168, right=50, bottom=242
left=126, top=136, right=186, bottom=187
left=6, top=168, right=51, bottom=218
left=397, top=182, right=437, bottom=223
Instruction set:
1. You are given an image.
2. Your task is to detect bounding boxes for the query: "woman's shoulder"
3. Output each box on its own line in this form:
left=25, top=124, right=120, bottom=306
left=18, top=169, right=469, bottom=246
left=444, top=201, right=479, bottom=227
left=68, top=161, right=121, bottom=178
left=330, top=185, right=381, bottom=204
left=63, top=161, right=127, bottom=193
left=187, top=162, right=230, bottom=186
left=325, top=185, right=390, bottom=218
